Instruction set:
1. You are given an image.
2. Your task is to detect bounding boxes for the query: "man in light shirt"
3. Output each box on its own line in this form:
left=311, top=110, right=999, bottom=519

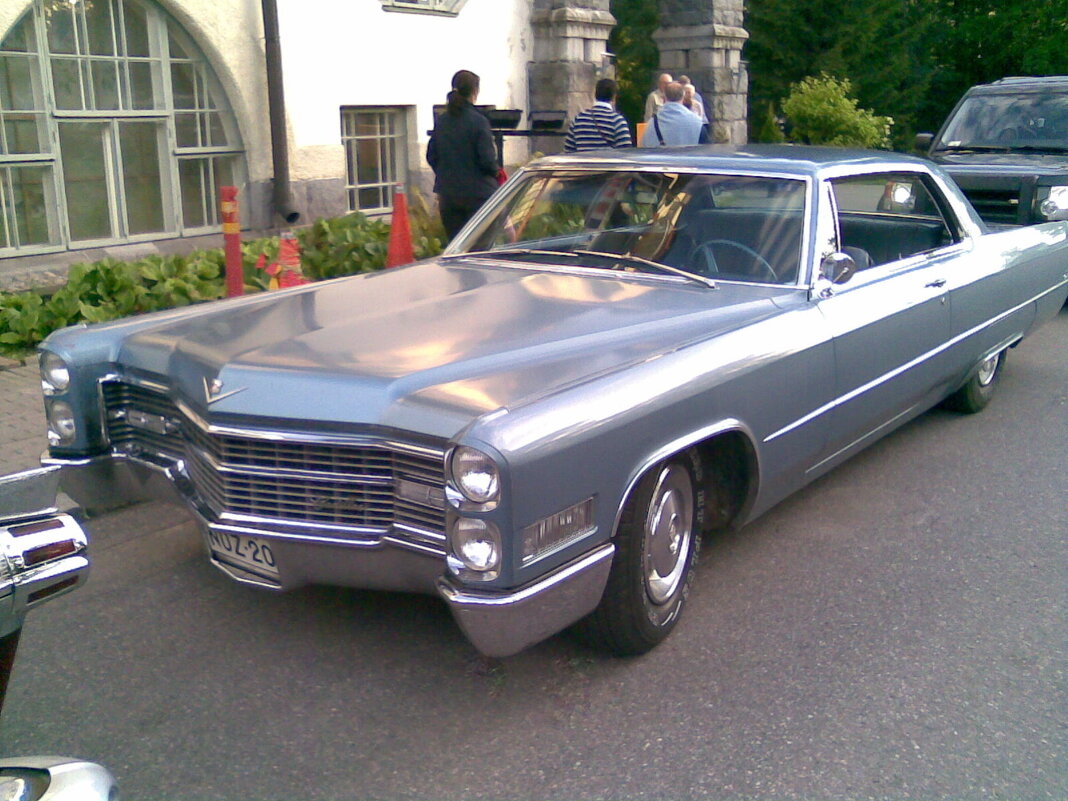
left=643, top=73, right=673, bottom=122
left=640, top=82, right=709, bottom=146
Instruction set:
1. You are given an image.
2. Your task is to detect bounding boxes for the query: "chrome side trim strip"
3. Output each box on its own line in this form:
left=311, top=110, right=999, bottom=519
left=765, top=277, right=1068, bottom=444
left=804, top=403, right=918, bottom=476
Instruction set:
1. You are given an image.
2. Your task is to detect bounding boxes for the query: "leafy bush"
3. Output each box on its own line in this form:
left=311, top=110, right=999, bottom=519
left=297, top=214, right=391, bottom=280
left=0, top=206, right=445, bottom=358
left=781, top=74, right=893, bottom=148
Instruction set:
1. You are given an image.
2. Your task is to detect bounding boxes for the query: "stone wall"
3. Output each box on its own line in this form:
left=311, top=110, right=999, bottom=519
left=654, top=0, right=748, bottom=143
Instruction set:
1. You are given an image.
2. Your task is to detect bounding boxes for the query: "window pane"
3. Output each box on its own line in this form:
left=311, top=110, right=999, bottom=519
left=59, top=121, right=113, bottom=241
left=358, top=187, right=380, bottom=210
left=179, top=159, right=207, bottom=228
left=1, top=16, right=36, bottom=54
left=128, top=60, right=155, bottom=109
left=91, top=59, right=120, bottom=109
left=356, top=138, right=381, bottom=185
left=2, top=165, right=57, bottom=248
left=168, top=31, right=189, bottom=61
left=0, top=55, right=38, bottom=111
left=51, top=58, right=85, bottom=110
left=355, top=114, right=382, bottom=136
left=206, top=111, right=226, bottom=146
left=85, top=0, right=117, bottom=56
left=179, top=156, right=236, bottom=229
left=171, top=61, right=196, bottom=108
left=120, top=121, right=165, bottom=234
left=2, top=114, right=44, bottom=154
left=174, top=111, right=198, bottom=147
left=47, top=7, right=79, bottom=55
left=123, top=1, right=151, bottom=57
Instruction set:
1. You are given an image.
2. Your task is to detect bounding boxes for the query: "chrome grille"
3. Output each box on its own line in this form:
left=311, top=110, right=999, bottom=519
left=101, top=381, right=446, bottom=538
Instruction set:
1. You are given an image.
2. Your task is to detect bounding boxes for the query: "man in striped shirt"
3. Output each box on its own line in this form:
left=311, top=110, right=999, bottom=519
left=563, top=79, right=632, bottom=152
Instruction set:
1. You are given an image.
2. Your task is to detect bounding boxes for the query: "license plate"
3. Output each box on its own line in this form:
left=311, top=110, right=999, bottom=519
left=206, top=529, right=280, bottom=580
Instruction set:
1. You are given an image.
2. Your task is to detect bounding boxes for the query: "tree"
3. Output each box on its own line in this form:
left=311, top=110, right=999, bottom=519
left=747, top=0, right=930, bottom=147
left=610, top=0, right=660, bottom=128
left=916, top=0, right=1068, bottom=132
left=781, top=74, right=892, bottom=148
left=747, top=0, right=1068, bottom=147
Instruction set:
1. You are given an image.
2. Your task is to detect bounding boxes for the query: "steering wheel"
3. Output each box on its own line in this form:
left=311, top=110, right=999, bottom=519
left=691, top=239, right=778, bottom=283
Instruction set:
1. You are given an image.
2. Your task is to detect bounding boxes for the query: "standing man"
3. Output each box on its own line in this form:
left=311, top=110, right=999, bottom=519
left=640, top=82, right=709, bottom=146
left=564, top=79, right=632, bottom=152
left=426, top=69, right=500, bottom=242
left=643, top=73, right=673, bottom=122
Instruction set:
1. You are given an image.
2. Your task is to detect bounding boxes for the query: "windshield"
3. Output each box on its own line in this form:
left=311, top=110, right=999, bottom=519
left=449, top=170, right=808, bottom=285
left=936, top=92, right=1068, bottom=151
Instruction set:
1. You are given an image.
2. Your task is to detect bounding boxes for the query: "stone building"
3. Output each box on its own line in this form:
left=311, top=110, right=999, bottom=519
left=0, top=0, right=747, bottom=284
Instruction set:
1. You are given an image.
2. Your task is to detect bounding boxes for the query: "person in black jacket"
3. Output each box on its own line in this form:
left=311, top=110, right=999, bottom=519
left=426, top=70, right=500, bottom=241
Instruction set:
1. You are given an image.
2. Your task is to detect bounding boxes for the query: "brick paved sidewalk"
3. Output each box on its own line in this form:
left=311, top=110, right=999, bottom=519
left=0, top=359, right=50, bottom=476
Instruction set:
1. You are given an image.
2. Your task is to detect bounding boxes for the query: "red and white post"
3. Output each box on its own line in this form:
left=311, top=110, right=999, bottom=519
left=220, top=186, right=243, bottom=297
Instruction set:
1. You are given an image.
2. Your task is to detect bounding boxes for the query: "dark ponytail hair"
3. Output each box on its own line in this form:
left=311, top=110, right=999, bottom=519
left=446, top=69, right=480, bottom=114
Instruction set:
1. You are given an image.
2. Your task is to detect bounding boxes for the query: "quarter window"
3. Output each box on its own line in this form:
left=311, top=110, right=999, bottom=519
left=831, top=173, right=958, bottom=269
left=0, top=0, right=245, bottom=256
left=341, top=107, right=408, bottom=216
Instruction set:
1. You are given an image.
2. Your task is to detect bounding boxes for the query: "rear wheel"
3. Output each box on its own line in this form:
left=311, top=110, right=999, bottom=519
left=942, top=350, right=1004, bottom=413
left=579, top=456, right=701, bottom=656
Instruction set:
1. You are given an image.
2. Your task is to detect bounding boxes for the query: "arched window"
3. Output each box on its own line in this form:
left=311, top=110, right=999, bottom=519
left=0, top=0, right=245, bottom=255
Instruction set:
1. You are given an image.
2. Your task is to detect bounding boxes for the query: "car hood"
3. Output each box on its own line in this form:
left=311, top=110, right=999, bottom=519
left=101, top=259, right=787, bottom=440
left=931, top=151, right=1068, bottom=179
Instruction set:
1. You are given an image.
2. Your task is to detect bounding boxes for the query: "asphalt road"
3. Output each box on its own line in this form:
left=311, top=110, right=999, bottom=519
left=1, top=309, right=1065, bottom=801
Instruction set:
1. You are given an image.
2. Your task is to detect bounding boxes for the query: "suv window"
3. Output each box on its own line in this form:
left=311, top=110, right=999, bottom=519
left=937, top=92, right=1068, bottom=151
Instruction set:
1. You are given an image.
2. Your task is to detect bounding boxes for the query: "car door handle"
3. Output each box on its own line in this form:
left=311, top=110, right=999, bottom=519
left=926, top=279, right=946, bottom=288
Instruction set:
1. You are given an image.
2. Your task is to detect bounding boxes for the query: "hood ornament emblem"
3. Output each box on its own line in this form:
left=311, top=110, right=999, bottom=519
left=203, top=376, right=246, bottom=405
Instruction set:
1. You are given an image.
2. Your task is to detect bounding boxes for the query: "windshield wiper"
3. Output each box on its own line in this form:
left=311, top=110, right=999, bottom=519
left=572, top=250, right=718, bottom=289
left=1010, top=143, right=1068, bottom=154
left=444, top=247, right=717, bottom=288
left=442, top=248, right=574, bottom=262
left=935, top=144, right=1011, bottom=153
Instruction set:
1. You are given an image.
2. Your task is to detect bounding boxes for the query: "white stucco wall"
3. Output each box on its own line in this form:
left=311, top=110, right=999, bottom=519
left=0, top=0, right=534, bottom=224
left=277, top=0, right=533, bottom=180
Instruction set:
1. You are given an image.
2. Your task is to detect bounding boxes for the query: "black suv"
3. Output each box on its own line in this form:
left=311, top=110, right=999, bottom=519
left=917, top=76, right=1068, bottom=226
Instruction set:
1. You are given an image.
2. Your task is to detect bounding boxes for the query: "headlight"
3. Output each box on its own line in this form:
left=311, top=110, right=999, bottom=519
left=448, top=446, right=500, bottom=505
left=46, top=400, right=77, bottom=445
left=447, top=517, right=502, bottom=578
left=1038, top=185, right=1068, bottom=221
left=40, top=352, right=70, bottom=392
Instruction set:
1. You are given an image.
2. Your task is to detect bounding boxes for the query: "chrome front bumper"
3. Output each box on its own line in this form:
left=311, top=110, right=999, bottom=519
left=46, top=452, right=615, bottom=656
left=437, top=543, right=614, bottom=657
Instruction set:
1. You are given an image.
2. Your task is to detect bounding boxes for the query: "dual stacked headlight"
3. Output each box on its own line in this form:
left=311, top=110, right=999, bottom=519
left=40, top=352, right=77, bottom=447
left=446, top=446, right=502, bottom=582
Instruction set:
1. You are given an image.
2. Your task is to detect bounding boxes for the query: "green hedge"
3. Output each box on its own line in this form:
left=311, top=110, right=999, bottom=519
left=0, top=210, right=445, bottom=359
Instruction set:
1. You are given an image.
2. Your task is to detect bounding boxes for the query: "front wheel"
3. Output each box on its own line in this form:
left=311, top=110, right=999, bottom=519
left=942, top=350, right=1004, bottom=413
left=578, top=456, right=701, bottom=656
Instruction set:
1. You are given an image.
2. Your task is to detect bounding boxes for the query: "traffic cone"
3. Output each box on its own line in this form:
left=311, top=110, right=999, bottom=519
left=386, top=188, right=415, bottom=268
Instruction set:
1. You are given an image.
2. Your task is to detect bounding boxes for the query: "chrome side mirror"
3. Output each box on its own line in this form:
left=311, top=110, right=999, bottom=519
left=815, top=251, right=858, bottom=299
left=821, top=251, right=858, bottom=285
